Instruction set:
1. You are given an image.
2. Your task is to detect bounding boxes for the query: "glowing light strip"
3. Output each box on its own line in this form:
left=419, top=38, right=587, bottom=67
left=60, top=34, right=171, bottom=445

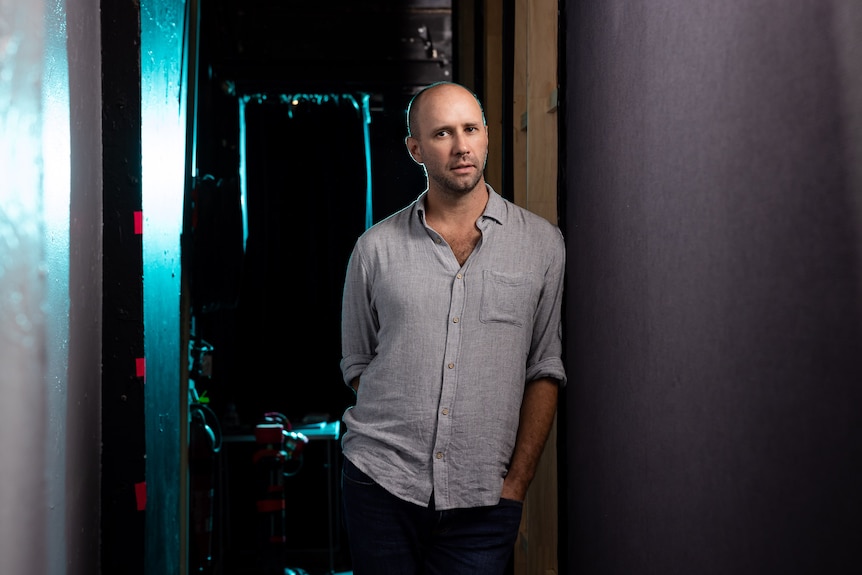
left=360, top=93, right=374, bottom=229
left=239, top=96, right=250, bottom=251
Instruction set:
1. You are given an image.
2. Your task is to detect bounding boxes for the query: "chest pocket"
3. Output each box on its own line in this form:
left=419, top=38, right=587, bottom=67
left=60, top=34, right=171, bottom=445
left=480, top=270, right=533, bottom=327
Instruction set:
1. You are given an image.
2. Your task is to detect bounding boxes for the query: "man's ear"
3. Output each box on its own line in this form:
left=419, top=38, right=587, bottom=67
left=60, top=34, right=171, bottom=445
left=405, top=136, right=422, bottom=165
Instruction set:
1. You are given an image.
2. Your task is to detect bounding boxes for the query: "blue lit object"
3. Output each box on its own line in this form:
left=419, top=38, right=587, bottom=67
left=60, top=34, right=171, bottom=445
left=140, top=0, right=188, bottom=573
left=42, top=4, right=71, bottom=575
left=360, top=93, right=374, bottom=230
left=238, top=96, right=250, bottom=251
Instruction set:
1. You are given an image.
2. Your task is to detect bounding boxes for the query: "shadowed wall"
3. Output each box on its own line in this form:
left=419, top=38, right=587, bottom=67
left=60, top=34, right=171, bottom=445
left=563, top=1, right=862, bottom=573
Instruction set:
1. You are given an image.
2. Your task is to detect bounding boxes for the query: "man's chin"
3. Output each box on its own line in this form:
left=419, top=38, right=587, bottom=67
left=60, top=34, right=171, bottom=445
left=437, top=175, right=482, bottom=196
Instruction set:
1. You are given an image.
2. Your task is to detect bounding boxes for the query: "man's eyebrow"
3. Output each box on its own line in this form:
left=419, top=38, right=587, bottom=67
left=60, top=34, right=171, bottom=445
left=426, top=123, right=452, bottom=133
left=435, top=121, right=481, bottom=131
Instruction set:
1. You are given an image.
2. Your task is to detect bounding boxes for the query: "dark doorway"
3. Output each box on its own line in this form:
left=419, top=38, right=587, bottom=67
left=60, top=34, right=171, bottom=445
left=186, top=2, right=453, bottom=573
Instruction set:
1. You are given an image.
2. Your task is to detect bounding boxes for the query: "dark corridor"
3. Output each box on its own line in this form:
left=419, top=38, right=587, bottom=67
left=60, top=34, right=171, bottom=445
left=185, top=1, right=455, bottom=573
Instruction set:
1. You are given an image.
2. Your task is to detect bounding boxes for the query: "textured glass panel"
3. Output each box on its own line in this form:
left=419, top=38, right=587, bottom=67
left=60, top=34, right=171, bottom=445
left=0, top=0, right=49, bottom=573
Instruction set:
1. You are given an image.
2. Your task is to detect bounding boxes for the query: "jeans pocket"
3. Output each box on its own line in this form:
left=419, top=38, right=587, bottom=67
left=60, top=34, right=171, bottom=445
left=498, top=497, right=524, bottom=509
left=342, top=457, right=376, bottom=487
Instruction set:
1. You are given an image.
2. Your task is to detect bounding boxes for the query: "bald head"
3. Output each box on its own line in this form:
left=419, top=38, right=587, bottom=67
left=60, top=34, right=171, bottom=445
left=406, top=82, right=486, bottom=139
left=403, top=81, right=489, bottom=196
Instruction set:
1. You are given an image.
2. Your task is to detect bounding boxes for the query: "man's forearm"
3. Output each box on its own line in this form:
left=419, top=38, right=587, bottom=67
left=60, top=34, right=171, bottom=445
left=501, top=377, right=559, bottom=501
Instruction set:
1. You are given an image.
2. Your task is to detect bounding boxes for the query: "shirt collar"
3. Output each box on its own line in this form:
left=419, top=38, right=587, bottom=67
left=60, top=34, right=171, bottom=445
left=416, top=183, right=506, bottom=226
left=481, top=184, right=506, bottom=225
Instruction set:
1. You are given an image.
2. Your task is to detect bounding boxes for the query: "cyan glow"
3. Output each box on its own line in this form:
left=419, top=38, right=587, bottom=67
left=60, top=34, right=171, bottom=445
left=140, top=0, right=187, bottom=573
left=41, top=2, right=71, bottom=575
left=359, top=92, right=373, bottom=229
left=238, top=97, right=250, bottom=251
left=42, top=2, right=71, bottom=235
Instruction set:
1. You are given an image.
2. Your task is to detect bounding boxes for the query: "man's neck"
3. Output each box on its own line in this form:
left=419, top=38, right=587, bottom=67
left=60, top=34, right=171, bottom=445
left=425, top=181, right=489, bottom=228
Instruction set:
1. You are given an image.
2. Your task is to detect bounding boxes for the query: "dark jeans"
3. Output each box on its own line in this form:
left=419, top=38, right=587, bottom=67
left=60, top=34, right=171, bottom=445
left=341, top=457, right=522, bottom=575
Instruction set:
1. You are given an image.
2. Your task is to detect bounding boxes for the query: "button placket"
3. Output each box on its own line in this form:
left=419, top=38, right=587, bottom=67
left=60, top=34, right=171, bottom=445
left=432, top=270, right=466, bottom=499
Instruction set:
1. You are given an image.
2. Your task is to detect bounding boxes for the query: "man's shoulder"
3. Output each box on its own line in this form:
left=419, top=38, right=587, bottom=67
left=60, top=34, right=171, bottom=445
left=487, top=188, right=562, bottom=235
left=356, top=201, right=418, bottom=245
left=503, top=199, right=563, bottom=239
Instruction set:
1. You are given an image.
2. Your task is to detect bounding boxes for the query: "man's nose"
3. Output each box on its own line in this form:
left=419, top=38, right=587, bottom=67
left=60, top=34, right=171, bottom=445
left=454, top=137, right=470, bottom=155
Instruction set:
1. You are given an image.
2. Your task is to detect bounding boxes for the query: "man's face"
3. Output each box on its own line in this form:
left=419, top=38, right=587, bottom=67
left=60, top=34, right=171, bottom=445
left=406, top=84, right=489, bottom=197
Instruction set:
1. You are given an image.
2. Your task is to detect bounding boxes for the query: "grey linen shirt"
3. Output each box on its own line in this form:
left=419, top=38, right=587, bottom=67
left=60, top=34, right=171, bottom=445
left=340, top=185, right=567, bottom=510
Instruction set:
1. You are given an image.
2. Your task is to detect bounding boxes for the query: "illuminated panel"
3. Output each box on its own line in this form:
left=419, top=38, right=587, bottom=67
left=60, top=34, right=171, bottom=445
left=41, top=2, right=71, bottom=574
left=140, top=0, right=187, bottom=573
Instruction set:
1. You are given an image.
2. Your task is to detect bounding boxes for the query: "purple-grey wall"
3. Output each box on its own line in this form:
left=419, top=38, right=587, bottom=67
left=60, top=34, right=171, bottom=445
left=563, top=1, right=862, bottom=573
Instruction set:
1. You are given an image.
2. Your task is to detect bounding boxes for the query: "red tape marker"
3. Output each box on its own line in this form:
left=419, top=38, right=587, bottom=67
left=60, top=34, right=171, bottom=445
left=135, top=482, right=146, bottom=511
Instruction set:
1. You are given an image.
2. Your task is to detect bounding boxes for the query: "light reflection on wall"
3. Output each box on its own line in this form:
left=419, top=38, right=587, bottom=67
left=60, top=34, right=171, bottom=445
left=140, top=0, right=187, bottom=573
left=42, top=2, right=71, bottom=574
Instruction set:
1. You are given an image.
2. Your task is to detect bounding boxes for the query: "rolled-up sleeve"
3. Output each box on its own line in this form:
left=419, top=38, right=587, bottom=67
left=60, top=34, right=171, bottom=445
left=340, top=243, right=377, bottom=387
left=525, top=226, right=567, bottom=387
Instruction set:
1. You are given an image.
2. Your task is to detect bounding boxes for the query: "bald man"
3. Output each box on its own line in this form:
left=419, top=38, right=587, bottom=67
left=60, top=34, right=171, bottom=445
left=339, top=81, right=567, bottom=575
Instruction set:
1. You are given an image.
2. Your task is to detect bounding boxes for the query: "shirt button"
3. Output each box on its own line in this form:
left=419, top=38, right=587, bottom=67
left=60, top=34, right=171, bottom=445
left=441, top=408, right=449, bottom=415
left=435, top=238, right=443, bottom=244
left=448, top=363, right=454, bottom=369
left=436, top=452, right=444, bottom=459
left=452, top=317, right=459, bottom=323
left=456, top=273, right=463, bottom=279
